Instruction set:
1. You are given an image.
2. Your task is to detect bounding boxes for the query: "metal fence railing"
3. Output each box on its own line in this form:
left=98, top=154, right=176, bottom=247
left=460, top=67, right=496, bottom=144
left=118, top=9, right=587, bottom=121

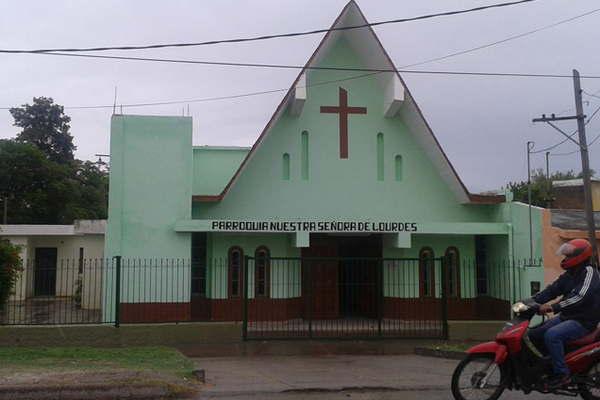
left=0, top=256, right=544, bottom=339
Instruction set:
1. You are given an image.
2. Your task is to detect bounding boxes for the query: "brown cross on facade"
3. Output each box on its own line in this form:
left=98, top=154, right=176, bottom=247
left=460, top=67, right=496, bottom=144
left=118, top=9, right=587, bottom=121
left=320, top=87, right=367, bottom=159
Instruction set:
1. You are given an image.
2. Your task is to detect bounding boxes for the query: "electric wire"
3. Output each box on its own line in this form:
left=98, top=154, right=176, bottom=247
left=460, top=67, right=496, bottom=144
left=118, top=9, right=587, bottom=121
left=13, top=50, right=600, bottom=79
left=0, top=72, right=380, bottom=110
left=550, top=132, right=600, bottom=156
left=0, top=0, right=539, bottom=54
left=1, top=7, right=598, bottom=111
left=531, top=102, right=600, bottom=154
left=402, top=7, right=600, bottom=69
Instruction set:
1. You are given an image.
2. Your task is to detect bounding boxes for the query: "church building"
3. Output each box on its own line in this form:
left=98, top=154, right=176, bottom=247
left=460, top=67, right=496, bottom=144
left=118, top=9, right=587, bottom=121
left=104, top=1, right=543, bottom=335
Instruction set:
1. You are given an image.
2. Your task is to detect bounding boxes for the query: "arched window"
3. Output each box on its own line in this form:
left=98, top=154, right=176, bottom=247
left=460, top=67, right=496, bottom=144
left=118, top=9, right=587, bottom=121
left=255, top=246, right=270, bottom=297
left=377, top=133, right=384, bottom=181
left=395, top=155, right=403, bottom=181
left=419, top=247, right=435, bottom=297
left=444, top=247, right=460, bottom=298
left=301, top=131, right=309, bottom=180
left=282, top=153, right=290, bottom=180
left=228, top=247, right=243, bottom=298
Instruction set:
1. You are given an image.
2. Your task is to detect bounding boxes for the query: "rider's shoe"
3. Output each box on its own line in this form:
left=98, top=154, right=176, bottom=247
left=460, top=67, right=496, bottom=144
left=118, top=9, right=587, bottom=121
left=543, top=374, right=571, bottom=390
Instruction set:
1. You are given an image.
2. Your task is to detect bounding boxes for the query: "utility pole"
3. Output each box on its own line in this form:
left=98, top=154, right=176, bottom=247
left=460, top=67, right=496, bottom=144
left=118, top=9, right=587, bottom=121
left=2, top=196, right=6, bottom=225
left=527, top=141, right=535, bottom=264
left=546, top=151, right=552, bottom=208
left=573, top=70, right=598, bottom=266
left=532, top=69, right=599, bottom=267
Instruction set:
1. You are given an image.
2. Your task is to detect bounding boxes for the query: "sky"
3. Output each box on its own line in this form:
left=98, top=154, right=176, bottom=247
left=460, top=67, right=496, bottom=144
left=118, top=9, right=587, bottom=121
left=1, top=0, right=599, bottom=193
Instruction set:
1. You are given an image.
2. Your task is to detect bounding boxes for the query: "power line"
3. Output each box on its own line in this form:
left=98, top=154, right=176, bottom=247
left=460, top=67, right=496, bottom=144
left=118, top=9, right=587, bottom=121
left=1, top=7, right=597, bottom=112
left=531, top=102, right=600, bottom=154
left=15, top=50, right=600, bottom=79
left=0, top=72, right=380, bottom=110
left=0, top=0, right=539, bottom=54
left=11, top=5, right=596, bottom=78
left=551, top=132, right=600, bottom=156
left=402, top=7, right=600, bottom=69
left=584, top=90, right=600, bottom=100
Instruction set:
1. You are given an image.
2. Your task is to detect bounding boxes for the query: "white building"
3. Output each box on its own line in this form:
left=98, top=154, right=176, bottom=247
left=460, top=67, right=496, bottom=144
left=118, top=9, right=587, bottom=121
left=0, top=220, right=105, bottom=310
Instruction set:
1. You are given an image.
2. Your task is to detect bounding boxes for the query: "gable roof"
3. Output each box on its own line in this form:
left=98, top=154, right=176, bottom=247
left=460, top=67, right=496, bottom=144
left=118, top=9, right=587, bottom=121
left=192, top=0, right=504, bottom=205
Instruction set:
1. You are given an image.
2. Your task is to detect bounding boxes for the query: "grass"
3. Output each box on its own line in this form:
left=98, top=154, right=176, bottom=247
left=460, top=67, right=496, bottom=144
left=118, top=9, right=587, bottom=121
left=423, top=341, right=474, bottom=352
left=0, top=346, right=195, bottom=378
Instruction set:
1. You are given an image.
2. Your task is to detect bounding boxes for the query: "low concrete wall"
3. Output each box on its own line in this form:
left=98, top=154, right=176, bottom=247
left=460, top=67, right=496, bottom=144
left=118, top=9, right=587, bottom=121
left=448, top=320, right=505, bottom=342
left=0, top=322, right=242, bottom=347
left=1, top=320, right=502, bottom=355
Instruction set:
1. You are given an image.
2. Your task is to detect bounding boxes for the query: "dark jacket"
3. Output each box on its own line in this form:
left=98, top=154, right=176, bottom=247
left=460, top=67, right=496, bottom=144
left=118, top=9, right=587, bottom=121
left=534, top=265, right=600, bottom=330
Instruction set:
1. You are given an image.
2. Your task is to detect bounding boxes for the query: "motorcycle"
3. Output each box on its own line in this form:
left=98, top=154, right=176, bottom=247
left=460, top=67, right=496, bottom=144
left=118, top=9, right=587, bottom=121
left=451, top=299, right=600, bottom=399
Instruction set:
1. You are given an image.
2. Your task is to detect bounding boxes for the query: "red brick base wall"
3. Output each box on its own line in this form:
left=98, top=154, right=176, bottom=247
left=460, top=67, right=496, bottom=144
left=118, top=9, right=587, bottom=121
left=383, top=296, right=510, bottom=321
left=120, top=302, right=191, bottom=323
left=119, top=296, right=509, bottom=323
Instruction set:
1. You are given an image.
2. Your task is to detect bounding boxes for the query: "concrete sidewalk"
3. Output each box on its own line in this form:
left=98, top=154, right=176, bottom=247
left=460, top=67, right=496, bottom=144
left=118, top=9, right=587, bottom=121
left=193, top=355, right=456, bottom=396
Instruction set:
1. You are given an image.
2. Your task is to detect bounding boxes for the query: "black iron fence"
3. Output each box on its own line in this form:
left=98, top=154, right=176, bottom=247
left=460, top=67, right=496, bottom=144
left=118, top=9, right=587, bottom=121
left=0, top=256, right=543, bottom=339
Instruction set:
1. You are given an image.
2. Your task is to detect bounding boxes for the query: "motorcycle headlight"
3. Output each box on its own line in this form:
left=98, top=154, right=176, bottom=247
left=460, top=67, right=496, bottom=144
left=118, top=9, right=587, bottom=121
left=512, top=302, right=529, bottom=314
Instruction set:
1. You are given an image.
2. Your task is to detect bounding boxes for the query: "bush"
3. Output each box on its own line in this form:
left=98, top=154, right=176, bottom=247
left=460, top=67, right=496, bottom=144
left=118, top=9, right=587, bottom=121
left=0, top=239, right=23, bottom=307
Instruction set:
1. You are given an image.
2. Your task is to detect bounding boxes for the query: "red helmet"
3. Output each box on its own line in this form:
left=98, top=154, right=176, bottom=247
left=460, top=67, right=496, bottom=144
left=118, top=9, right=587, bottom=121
left=556, top=239, right=593, bottom=270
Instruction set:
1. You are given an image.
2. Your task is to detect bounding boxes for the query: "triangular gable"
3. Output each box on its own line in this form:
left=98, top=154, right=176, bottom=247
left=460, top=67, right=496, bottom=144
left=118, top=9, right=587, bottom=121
left=193, top=0, right=504, bottom=205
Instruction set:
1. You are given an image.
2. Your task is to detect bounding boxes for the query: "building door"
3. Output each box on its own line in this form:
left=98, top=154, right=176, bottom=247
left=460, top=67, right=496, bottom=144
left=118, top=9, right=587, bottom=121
left=34, top=247, right=57, bottom=296
left=338, top=235, right=380, bottom=318
left=302, top=238, right=339, bottom=319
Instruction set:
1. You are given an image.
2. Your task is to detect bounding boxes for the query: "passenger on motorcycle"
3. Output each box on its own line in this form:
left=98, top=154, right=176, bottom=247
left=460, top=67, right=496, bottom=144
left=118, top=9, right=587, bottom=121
left=529, top=238, right=600, bottom=389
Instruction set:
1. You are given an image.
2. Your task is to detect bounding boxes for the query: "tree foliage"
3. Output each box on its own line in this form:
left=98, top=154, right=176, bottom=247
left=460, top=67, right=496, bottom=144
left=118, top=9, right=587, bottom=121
left=507, top=168, right=595, bottom=208
left=10, top=97, right=76, bottom=164
left=1, top=98, right=108, bottom=224
left=0, top=239, right=22, bottom=308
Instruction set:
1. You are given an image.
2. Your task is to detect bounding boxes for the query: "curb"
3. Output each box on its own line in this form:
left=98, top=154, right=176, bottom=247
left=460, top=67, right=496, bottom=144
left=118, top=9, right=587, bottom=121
left=414, top=347, right=466, bottom=360
left=0, top=383, right=196, bottom=400
left=201, top=386, right=449, bottom=398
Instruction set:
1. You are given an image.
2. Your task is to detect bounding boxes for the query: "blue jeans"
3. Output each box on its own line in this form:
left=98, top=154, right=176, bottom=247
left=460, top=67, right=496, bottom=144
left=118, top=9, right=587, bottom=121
left=529, top=317, right=589, bottom=375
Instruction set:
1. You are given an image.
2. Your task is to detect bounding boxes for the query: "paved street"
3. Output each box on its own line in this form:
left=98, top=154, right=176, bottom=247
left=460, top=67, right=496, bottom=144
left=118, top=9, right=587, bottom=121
left=197, top=390, right=570, bottom=400
left=192, top=354, right=574, bottom=399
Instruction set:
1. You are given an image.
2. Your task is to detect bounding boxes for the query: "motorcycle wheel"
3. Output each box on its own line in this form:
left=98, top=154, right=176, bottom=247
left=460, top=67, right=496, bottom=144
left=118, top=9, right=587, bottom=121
left=580, top=359, right=600, bottom=400
left=451, top=354, right=506, bottom=400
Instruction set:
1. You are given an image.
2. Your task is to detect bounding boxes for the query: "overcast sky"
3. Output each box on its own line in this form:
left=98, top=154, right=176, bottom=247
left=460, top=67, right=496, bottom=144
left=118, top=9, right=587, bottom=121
left=1, top=0, right=599, bottom=192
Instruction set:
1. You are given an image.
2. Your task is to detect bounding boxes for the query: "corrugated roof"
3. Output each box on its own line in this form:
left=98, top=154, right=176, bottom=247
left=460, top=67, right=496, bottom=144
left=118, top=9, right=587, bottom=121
left=553, top=178, right=600, bottom=188
left=551, top=209, right=600, bottom=230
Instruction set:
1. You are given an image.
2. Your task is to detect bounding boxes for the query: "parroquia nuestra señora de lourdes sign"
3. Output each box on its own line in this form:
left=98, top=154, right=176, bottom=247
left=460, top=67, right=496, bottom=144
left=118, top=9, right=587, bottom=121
left=206, top=220, right=418, bottom=233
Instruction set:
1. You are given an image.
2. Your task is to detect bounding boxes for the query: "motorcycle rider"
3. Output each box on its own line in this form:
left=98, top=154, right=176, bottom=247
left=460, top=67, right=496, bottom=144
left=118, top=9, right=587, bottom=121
left=529, top=238, right=600, bottom=389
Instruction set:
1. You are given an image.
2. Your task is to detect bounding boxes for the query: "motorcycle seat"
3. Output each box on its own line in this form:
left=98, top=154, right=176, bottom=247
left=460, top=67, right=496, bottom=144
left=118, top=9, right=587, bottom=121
left=568, top=326, right=600, bottom=347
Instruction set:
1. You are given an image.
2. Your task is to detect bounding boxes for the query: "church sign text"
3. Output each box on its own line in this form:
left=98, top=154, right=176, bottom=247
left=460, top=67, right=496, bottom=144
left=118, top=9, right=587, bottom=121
left=209, top=220, right=417, bottom=233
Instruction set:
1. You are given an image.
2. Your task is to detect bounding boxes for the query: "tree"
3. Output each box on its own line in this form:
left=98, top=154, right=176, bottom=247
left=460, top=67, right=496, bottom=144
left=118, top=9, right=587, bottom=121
left=66, top=160, right=108, bottom=221
left=10, top=97, right=76, bottom=164
left=507, top=169, right=595, bottom=208
left=2, top=97, right=108, bottom=224
left=0, top=139, right=108, bottom=224
left=0, top=239, right=22, bottom=309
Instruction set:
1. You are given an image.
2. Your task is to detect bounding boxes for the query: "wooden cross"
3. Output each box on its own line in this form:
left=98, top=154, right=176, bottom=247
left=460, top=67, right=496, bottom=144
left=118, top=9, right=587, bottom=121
left=320, top=87, right=367, bottom=159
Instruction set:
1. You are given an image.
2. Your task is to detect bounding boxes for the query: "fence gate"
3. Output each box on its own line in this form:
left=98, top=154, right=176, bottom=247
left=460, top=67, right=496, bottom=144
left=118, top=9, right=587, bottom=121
left=242, top=257, right=448, bottom=340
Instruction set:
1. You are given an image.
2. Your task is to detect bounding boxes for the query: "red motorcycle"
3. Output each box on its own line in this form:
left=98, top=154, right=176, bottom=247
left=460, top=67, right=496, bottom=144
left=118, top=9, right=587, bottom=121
left=451, top=299, right=600, bottom=399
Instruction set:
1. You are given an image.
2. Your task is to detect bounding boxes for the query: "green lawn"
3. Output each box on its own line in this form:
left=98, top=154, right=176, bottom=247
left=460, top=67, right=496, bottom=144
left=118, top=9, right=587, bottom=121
left=424, top=341, right=474, bottom=352
left=0, top=346, right=195, bottom=377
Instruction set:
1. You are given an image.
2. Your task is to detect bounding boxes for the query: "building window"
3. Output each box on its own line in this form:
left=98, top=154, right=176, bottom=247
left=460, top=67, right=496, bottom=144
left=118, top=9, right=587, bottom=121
left=395, top=155, right=403, bottom=181
left=255, top=246, right=270, bottom=297
left=228, top=246, right=243, bottom=298
left=475, top=236, right=488, bottom=295
left=301, top=131, right=309, bottom=180
left=376, top=133, right=384, bottom=181
left=78, top=247, right=84, bottom=274
left=419, top=247, right=435, bottom=297
left=192, top=233, right=207, bottom=297
left=282, top=153, right=290, bottom=180
left=444, top=247, right=460, bottom=297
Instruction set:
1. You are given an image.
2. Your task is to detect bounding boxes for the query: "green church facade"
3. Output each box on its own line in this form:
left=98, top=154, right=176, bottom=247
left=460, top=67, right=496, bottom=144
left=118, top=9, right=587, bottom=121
left=104, top=2, right=543, bottom=331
